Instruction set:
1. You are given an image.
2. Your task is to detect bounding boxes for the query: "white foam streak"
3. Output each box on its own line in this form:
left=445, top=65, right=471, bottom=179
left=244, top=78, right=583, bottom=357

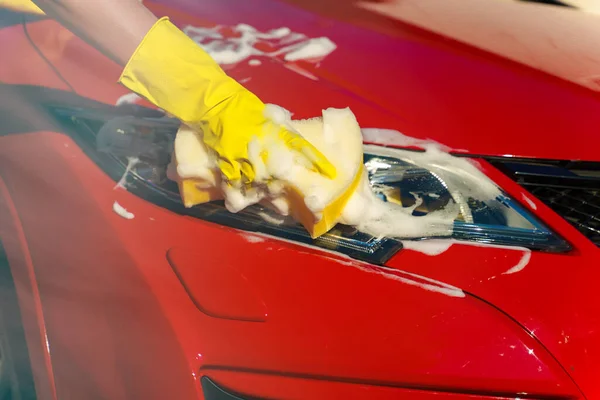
left=361, top=128, right=441, bottom=149
left=401, top=239, right=454, bottom=256
left=281, top=37, right=337, bottom=61
left=257, top=211, right=287, bottom=226
left=115, top=93, right=141, bottom=106
left=114, top=157, right=139, bottom=190
left=112, top=201, right=134, bottom=220
left=240, top=233, right=266, bottom=243
left=502, top=250, right=532, bottom=275
left=521, top=193, right=538, bottom=210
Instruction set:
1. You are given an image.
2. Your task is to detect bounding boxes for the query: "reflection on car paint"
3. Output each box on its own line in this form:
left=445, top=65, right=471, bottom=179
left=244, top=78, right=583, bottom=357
left=239, top=230, right=465, bottom=298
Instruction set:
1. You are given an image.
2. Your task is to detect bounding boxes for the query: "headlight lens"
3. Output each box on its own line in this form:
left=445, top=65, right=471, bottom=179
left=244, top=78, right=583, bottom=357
left=54, top=106, right=570, bottom=264
left=362, top=146, right=570, bottom=252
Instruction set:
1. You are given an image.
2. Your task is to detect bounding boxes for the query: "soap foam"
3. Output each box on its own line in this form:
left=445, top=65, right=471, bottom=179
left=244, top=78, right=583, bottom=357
left=116, top=93, right=142, bottom=107
left=240, top=233, right=266, bottom=243
left=171, top=104, right=502, bottom=241
left=281, top=37, right=337, bottom=61
left=364, top=144, right=501, bottom=203
left=502, top=250, right=531, bottom=275
left=183, top=23, right=336, bottom=74
left=361, top=128, right=441, bottom=149
left=338, top=140, right=501, bottom=239
left=114, top=157, right=139, bottom=190
left=339, top=169, right=458, bottom=239
left=401, top=239, right=455, bottom=256
left=112, top=201, right=134, bottom=219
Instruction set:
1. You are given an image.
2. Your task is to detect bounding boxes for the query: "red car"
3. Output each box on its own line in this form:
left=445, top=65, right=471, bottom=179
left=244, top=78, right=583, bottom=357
left=1, top=1, right=599, bottom=399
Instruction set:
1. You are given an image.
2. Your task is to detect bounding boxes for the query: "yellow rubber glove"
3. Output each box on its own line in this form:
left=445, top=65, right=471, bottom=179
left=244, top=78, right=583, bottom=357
left=0, top=0, right=44, bottom=15
left=119, top=17, right=336, bottom=185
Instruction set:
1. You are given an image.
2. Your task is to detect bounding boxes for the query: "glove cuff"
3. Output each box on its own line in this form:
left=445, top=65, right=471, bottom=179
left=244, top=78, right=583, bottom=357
left=118, top=17, right=244, bottom=128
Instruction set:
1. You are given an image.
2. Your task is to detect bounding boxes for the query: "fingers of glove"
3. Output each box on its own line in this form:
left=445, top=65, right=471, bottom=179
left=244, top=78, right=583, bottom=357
left=282, top=131, right=337, bottom=179
left=239, top=159, right=256, bottom=184
left=217, top=158, right=242, bottom=185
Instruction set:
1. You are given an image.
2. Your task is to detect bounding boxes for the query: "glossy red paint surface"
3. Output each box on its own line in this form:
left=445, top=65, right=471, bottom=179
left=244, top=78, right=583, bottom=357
left=386, top=160, right=600, bottom=399
left=167, top=247, right=269, bottom=322
left=147, top=0, right=600, bottom=161
left=1, top=0, right=599, bottom=399
left=0, top=133, right=581, bottom=399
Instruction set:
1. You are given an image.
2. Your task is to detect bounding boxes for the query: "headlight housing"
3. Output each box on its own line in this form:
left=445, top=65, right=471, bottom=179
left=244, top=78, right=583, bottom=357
left=362, top=145, right=570, bottom=252
left=53, top=104, right=570, bottom=264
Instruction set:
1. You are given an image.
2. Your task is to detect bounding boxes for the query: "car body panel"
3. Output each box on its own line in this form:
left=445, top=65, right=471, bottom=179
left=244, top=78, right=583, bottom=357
left=386, top=160, right=600, bottom=399
left=0, top=132, right=580, bottom=399
left=0, top=0, right=598, bottom=399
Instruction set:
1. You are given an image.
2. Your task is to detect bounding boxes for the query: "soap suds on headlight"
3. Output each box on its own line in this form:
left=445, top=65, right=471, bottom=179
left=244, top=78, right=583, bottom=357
left=114, top=157, right=139, bottom=190
left=401, top=239, right=454, bottom=256
left=171, top=104, right=502, bottom=242
left=116, top=93, right=141, bottom=107
left=339, top=168, right=459, bottom=239
left=339, top=139, right=502, bottom=239
left=260, top=105, right=462, bottom=239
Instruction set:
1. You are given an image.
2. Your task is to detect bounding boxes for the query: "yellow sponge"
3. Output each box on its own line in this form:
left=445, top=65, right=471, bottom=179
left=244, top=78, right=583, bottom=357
left=283, top=108, right=364, bottom=237
left=172, top=125, right=224, bottom=207
left=170, top=107, right=364, bottom=238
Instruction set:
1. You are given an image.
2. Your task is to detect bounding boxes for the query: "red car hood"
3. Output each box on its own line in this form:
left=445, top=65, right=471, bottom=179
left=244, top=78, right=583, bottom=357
left=147, top=0, right=600, bottom=162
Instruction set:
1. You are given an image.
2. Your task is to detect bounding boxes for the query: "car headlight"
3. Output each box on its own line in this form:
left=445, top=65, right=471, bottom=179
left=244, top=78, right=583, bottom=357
left=362, top=145, right=570, bottom=252
left=53, top=104, right=570, bottom=264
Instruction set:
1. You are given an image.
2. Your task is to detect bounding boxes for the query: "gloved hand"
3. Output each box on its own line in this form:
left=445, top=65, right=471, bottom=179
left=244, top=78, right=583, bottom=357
left=119, top=17, right=336, bottom=185
left=0, top=0, right=44, bottom=14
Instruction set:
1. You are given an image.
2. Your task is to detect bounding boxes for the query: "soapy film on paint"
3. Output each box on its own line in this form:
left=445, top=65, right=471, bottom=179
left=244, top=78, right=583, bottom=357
left=183, top=23, right=337, bottom=65
left=115, top=23, right=337, bottom=107
left=170, top=104, right=501, bottom=239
